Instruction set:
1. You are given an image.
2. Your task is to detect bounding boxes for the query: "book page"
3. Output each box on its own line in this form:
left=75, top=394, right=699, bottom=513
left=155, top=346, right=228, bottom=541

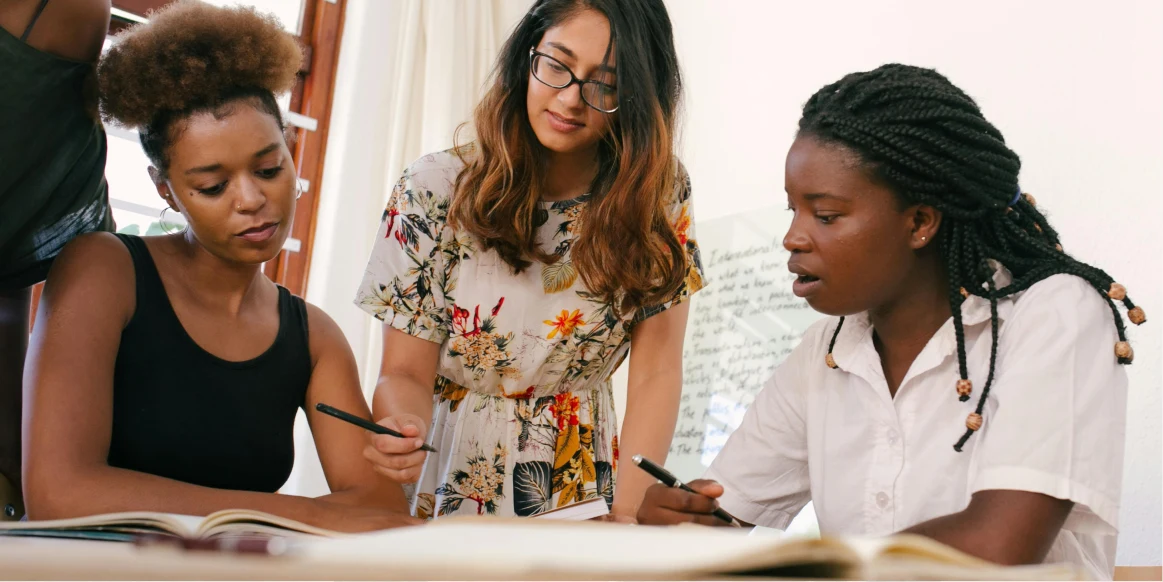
left=670, top=206, right=822, bottom=481
left=298, top=518, right=839, bottom=578
left=0, top=512, right=197, bottom=537
left=533, top=496, right=609, bottom=520
left=198, top=509, right=342, bottom=538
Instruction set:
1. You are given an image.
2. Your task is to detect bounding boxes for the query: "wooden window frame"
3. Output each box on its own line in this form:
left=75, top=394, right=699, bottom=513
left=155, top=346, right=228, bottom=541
left=31, top=0, right=345, bottom=325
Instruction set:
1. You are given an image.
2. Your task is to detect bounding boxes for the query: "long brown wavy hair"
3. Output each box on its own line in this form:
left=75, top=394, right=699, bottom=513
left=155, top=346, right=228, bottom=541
left=448, top=0, right=686, bottom=315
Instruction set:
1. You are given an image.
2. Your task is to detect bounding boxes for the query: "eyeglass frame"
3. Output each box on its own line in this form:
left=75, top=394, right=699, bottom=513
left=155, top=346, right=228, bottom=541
left=528, top=47, right=619, bottom=114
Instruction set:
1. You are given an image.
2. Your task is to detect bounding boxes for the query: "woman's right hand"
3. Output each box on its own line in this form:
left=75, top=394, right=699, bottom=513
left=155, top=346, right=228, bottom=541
left=636, top=479, right=738, bottom=527
left=362, top=414, right=430, bottom=483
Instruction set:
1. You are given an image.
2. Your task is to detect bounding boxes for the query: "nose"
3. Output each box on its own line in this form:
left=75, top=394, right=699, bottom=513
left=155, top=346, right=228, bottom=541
left=783, top=212, right=811, bottom=253
left=556, top=81, right=585, bottom=110
left=234, top=176, right=267, bottom=214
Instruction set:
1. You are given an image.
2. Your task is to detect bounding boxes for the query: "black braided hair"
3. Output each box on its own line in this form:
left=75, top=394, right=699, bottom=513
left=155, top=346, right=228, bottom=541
left=803, top=64, right=1145, bottom=451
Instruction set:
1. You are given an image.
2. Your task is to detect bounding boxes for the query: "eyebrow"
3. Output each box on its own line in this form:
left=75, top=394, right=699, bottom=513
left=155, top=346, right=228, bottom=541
left=184, top=143, right=281, bottom=175
left=545, top=41, right=617, bottom=74
left=802, top=192, right=848, bottom=202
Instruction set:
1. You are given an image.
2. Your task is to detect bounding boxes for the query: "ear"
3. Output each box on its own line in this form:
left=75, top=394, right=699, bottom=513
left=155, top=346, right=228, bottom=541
left=909, top=204, right=942, bottom=250
left=148, top=166, right=177, bottom=211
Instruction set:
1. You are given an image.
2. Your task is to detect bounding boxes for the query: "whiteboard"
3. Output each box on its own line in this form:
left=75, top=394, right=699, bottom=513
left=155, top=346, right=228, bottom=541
left=667, top=206, right=823, bottom=481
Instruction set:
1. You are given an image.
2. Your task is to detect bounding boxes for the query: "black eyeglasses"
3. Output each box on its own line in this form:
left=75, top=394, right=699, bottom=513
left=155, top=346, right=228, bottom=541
left=529, top=48, right=619, bottom=114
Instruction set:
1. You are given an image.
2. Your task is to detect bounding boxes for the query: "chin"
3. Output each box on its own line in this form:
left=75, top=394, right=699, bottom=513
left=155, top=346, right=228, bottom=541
left=804, top=296, right=860, bottom=318
left=531, top=125, right=597, bottom=155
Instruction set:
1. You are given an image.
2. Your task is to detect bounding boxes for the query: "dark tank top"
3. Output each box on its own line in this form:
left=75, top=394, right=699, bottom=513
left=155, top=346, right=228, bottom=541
left=0, top=0, right=113, bottom=289
left=107, top=234, right=311, bottom=492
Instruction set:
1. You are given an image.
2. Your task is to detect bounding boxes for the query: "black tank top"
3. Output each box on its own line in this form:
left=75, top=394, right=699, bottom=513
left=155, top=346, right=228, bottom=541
left=107, top=234, right=310, bottom=493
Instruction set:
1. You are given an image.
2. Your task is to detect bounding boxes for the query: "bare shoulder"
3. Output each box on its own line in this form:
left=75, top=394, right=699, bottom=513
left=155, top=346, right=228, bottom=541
left=0, top=0, right=111, bottom=63
left=304, top=301, right=354, bottom=365
left=43, top=232, right=135, bottom=323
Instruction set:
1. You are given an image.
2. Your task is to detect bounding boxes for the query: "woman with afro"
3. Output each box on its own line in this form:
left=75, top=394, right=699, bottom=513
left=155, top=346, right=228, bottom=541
left=21, top=0, right=418, bottom=532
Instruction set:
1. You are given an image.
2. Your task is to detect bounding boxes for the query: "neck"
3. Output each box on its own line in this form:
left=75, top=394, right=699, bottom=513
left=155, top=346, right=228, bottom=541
left=167, top=231, right=267, bottom=316
left=542, top=145, right=599, bottom=202
left=868, top=258, right=952, bottom=355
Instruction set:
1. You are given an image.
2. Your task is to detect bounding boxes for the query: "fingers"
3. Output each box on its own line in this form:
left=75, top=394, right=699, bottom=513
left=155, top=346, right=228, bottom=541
left=370, top=432, right=424, bottom=455
left=362, top=443, right=427, bottom=483
left=685, top=479, right=725, bottom=499
left=374, top=416, right=426, bottom=451
left=645, top=507, right=737, bottom=527
left=637, top=482, right=732, bottom=526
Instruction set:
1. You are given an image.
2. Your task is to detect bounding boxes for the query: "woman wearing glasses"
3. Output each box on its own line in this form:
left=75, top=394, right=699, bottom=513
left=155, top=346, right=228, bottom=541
left=355, top=0, right=702, bottom=522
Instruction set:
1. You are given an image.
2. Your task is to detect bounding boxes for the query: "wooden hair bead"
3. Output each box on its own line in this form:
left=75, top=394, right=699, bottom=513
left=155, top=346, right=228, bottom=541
left=1023, top=193, right=1037, bottom=207
left=1129, top=306, right=1147, bottom=325
left=1115, top=341, right=1134, bottom=363
left=956, top=379, right=973, bottom=398
left=959, top=287, right=970, bottom=298
left=966, top=413, right=983, bottom=432
left=1108, top=283, right=1127, bottom=301
left=1033, top=223, right=1042, bottom=233
left=825, top=353, right=838, bottom=369
left=1055, top=244, right=1063, bottom=252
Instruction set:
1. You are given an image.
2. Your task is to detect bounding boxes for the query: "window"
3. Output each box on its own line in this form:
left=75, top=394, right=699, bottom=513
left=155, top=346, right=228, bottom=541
left=31, top=0, right=346, bottom=322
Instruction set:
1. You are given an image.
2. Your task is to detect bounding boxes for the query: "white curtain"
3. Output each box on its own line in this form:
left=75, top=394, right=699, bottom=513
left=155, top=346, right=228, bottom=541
left=283, top=0, right=531, bottom=497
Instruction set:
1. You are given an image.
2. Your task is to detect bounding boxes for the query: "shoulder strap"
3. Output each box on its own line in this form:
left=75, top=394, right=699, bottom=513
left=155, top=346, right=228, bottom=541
left=111, top=233, right=168, bottom=316
left=277, top=285, right=311, bottom=351
left=276, top=285, right=313, bottom=403
left=20, top=0, right=52, bottom=42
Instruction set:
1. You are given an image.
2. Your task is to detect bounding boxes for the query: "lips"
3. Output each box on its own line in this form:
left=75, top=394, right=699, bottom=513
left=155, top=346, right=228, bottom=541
left=546, top=111, right=585, bottom=133
left=237, top=222, right=279, bottom=243
left=788, top=262, right=823, bottom=298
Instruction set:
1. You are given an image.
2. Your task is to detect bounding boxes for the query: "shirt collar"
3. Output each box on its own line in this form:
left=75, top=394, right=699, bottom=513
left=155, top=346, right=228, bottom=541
left=830, top=262, right=1017, bottom=371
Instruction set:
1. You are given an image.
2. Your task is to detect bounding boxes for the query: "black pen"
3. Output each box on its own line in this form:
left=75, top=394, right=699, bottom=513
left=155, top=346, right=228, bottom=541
left=632, top=454, right=737, bottom=525
left=315, top=403, right=439, bottom=453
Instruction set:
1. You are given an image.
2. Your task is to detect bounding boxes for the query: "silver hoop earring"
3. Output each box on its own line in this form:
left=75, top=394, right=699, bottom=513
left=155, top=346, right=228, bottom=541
left=159, top=207, right=186, bottom=234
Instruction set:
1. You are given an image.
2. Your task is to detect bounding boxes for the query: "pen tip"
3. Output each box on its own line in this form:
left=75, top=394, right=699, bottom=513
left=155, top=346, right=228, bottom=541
left=632, top=454, right=644, bottom=464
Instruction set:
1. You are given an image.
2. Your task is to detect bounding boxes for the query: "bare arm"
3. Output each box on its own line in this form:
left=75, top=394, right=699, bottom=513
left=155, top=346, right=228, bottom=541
left=22, top=234, right=417, bottom=531
left=301, top=304, right=409, bottom=512
left=613, top=301, right=690, bottom=520
left=902, top=490, right=1073, bottom=565
left=361, top=326, right=441, bottom=483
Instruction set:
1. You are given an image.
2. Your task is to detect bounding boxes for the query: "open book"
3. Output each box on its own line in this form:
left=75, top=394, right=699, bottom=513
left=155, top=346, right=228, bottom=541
left=0, top=509, right=340, bottom=542
left=297, top=518, right=1087, bottom=580
left=0, top=498, right=607, bottom=543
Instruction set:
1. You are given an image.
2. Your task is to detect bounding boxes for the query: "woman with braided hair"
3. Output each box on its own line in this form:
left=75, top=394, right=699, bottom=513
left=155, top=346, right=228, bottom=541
left=20, top=1, right=418, bottom=532
left=637, top=64, right=1143, bottom=578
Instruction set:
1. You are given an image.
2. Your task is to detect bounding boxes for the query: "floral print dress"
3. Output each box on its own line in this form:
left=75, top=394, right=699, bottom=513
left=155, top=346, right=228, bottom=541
left=355, top=149, right=704, bottom=519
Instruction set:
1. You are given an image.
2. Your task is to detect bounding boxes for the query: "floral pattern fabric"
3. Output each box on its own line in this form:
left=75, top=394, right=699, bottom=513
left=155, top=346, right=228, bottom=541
left=355, top=148, right=705, bottom=518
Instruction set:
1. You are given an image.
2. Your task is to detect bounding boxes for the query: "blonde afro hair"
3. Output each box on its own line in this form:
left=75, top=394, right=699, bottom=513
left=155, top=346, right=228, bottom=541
left=98, top=0, right=302, bottom=129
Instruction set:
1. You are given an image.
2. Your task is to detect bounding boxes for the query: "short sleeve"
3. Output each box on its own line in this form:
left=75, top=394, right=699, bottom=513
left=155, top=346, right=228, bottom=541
left=633, top=162, right=707, bottom=323
left=969, top=275, right=1128, bottom=535
left=703, top=342, right=813, bottom=528
left=353, top=165, right=452, bottom=344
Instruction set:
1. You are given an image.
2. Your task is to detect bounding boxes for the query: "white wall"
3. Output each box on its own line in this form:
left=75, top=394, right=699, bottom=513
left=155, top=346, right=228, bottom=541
left=663, top=0, right=1162, bottom=565
left=302, top=0, right=1161, bottom=566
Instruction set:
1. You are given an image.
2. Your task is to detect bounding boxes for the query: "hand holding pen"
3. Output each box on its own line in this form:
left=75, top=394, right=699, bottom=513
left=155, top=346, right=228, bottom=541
left=314, top=403, right=436, bottom=484
left=632, top=454, right=741, bottom=527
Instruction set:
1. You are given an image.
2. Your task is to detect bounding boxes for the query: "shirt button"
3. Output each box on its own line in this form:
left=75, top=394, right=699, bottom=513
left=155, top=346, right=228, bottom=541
left=876, top=492, right=890, bottom=509
left=887, top=430, right=899, bottom=444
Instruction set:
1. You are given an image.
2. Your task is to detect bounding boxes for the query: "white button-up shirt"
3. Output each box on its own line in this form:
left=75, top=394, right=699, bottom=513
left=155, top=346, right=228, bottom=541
left=705, top=272, right=1127, bottom=579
